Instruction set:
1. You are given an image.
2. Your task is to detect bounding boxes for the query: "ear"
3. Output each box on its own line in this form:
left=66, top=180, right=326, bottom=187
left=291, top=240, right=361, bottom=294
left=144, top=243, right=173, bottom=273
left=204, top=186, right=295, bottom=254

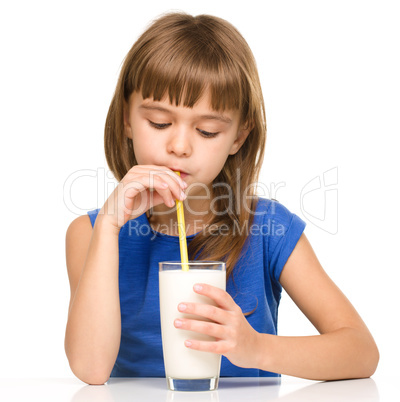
left=229, top=123, right=252, bottom=155
left=123, top=99, right=133, bottom=139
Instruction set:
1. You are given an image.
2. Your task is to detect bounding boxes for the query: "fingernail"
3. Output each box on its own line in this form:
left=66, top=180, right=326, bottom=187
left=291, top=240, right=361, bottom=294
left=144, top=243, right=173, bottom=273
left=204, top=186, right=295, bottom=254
left=182, top=181, right=188, bottom=189
left=180, top=191, right=186, bottom=200
left=178, top=303, right=187, bottom=311
left=174, top=319, right=182, bottom=328
left=194, top=284, right=203, bottom=292
left=185, top=340, right=192, bottom=347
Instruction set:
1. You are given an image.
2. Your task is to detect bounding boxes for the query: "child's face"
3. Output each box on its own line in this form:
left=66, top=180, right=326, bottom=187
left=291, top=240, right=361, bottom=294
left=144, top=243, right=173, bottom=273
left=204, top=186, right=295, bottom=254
left=123, top=90, right=250, bottom=192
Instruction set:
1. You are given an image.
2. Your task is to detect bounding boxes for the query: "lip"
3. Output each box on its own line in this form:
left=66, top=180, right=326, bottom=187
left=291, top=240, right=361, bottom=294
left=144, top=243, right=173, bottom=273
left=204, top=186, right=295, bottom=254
left=169, top=167, right=189, bottom=177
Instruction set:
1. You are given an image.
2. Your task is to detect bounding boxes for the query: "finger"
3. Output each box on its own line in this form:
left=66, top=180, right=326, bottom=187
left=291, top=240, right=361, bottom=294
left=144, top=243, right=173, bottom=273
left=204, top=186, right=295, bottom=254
left=178, top=302, right=229, bottom=325
left=120, top=176, right=168, bottom=208
left=151, top=170, right=188, bottom=199
left=174, top=318, right=225, bottom=339
left=184, top=339, right=227, bottom=355
left=193, top=284, right=238, bottom=312
left=124, top=174, right=185, bottom=208
left=150, top=175, right=186, bottom=207
left=142, top=171, right=187, bottom=203
left=157, top=166, right=188, bottom=188
left=132, top=165, right=187, bottom=189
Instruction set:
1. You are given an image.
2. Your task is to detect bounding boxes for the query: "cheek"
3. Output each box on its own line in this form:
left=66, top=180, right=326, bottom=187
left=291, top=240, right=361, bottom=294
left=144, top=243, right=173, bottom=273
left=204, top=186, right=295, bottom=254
left=131, top=123, right=157, bottom=164
left=198, top=142, right=233, bottom=181
left=133, top=140, right=155, bottom=165
left=207, top=139, right=235, bottom=164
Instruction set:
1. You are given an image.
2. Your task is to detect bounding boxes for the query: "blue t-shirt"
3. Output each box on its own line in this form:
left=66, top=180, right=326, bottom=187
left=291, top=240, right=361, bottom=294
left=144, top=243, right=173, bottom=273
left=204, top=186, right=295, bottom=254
left=87, top=197, right=306, bottom=377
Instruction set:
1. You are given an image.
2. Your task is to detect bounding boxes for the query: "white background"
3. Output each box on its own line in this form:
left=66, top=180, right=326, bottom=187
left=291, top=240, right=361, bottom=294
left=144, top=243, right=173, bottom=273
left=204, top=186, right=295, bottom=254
left=0, top=0, right=399, bottom=380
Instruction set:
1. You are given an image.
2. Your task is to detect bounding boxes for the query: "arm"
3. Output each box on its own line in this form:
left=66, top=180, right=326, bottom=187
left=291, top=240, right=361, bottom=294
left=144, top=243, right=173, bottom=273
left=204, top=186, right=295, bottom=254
left=258, top=233, right=379, bottom=380
left=175, top=234, right=379, bottom=380
left=64, top=165, right=187, bottom=384
left=64, top=214, right=121, bottom=385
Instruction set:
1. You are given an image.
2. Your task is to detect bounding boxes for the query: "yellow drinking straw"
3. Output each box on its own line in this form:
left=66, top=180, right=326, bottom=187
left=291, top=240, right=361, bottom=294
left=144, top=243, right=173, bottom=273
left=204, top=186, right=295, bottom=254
left=175, top=172, right=189, bottom=271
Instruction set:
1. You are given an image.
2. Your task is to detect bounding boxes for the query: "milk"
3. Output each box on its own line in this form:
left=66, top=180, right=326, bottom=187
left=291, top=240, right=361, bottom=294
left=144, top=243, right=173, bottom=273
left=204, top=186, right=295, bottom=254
left=159, top=269, right=226, bottom=379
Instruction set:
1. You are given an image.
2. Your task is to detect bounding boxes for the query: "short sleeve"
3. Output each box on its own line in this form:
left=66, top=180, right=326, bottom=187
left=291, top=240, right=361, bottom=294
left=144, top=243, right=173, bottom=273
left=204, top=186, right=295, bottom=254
left=263, top=200, right=306, bottom=283
left=87, top=208, right=100, bottom=228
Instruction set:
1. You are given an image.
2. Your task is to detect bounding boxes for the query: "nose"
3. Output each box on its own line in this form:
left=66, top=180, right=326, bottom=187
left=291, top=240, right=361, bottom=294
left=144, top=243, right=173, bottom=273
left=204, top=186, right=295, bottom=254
left=166, top=127, right=192, bottom=157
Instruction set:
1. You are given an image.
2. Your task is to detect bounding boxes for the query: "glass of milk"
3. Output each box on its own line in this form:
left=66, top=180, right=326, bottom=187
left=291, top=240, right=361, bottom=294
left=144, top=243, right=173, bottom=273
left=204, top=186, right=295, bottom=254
left=159, top=261, right=226, bottom=392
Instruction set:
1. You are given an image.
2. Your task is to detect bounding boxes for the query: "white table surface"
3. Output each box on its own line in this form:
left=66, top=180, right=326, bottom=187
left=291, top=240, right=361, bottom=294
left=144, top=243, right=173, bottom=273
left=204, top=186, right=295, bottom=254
left=0, top=376, right=392, bottom=402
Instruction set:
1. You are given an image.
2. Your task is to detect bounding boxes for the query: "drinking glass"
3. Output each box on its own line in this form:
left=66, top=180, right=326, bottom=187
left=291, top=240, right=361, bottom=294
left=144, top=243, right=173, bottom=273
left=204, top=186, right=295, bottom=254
left=159, top=261, right=226, bottom=391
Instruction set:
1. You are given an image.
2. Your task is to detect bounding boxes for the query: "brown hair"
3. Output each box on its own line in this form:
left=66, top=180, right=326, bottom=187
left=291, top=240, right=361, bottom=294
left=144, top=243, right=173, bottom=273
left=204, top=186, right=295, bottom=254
left=105, top=12, right=266, bottom=280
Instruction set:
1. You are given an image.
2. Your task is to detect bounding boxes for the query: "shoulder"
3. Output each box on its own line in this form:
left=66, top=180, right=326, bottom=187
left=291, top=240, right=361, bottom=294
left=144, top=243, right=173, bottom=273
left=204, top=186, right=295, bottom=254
left=252, top=198, right=306, bottom=282
left=66, top=214, right=93, bottom=264
left=66, top=214, right=93, bottom=240
left=254, top=197, right=302, bottom=228
left=254, top=197, right=306, bottom=236
left=65, top=215, right=93, bottom=272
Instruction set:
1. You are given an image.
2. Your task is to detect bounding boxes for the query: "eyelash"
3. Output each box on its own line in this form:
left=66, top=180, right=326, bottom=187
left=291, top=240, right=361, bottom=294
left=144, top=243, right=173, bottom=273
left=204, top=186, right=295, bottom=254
left=148, top=120, right=219, bottom=138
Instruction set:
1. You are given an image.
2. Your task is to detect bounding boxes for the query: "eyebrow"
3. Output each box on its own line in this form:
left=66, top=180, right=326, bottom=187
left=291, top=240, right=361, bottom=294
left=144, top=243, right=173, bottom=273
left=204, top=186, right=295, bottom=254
left=139, top=104, right=232, bottom=124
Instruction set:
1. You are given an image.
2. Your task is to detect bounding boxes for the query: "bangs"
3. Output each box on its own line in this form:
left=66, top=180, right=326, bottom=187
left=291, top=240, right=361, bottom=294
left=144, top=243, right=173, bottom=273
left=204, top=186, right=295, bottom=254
left=125, top=20, right=249, bottom=117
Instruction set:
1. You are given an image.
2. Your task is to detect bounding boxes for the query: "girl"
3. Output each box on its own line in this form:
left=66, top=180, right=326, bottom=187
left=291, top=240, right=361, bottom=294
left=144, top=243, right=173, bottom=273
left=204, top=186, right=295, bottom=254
left=64, top=12, right=379, bottom=385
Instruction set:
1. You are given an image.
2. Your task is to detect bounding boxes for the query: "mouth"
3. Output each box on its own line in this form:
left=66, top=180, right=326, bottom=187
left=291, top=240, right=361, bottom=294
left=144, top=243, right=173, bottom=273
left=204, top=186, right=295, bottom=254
left=177, top=171, right=188, bottom=178
left=170, top=168, right=189, bottom=178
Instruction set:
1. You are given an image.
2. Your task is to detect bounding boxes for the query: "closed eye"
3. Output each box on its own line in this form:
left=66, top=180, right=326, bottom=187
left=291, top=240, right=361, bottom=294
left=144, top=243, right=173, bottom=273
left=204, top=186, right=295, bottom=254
left=197, top=129, right=219, bottom=138
left=148, top=120, right=171, bottom=129
left=149, top=120, right=218, bottom=138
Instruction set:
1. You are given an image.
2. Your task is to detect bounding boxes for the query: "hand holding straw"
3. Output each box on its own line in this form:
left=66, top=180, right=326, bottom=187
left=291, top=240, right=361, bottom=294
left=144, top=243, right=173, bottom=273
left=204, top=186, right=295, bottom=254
left=175, top=172, right=189, bottom=271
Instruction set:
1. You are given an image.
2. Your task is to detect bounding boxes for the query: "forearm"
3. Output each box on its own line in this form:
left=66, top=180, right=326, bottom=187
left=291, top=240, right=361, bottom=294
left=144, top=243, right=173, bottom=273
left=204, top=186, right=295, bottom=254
left=257, top=328, right=379, bottom=381
left=65, top=216, right=121, bottom=383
